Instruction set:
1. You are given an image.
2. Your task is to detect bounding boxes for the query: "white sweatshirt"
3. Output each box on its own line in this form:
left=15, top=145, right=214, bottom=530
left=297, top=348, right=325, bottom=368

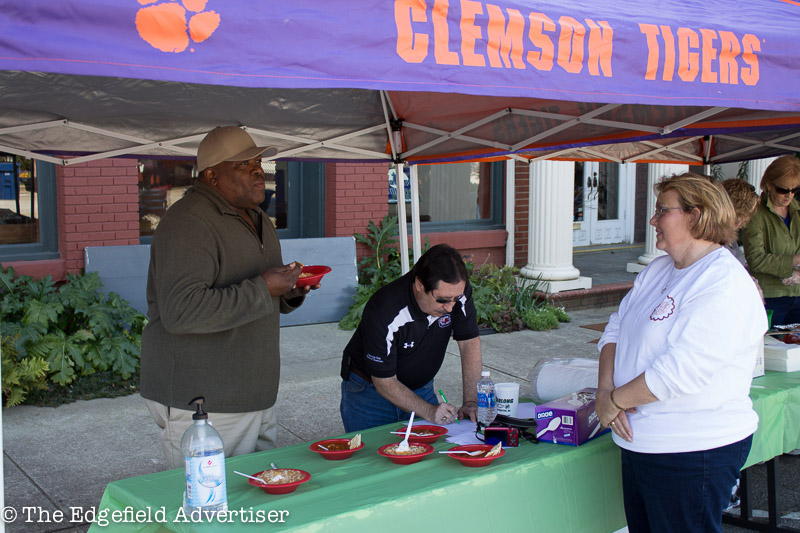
left=599, top=247, right=766, bottom=453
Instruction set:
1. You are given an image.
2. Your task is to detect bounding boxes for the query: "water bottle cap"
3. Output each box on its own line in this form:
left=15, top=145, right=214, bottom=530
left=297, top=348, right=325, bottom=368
left=481, top=370, right=490, bottom=377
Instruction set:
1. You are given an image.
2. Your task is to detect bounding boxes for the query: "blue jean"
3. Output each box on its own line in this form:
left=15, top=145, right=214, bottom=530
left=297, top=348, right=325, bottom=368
left=620, top=435, right=752, bottom=533
left=765, top=296, right=800, bottom=326
left=340, top=373, right=437, bottom=432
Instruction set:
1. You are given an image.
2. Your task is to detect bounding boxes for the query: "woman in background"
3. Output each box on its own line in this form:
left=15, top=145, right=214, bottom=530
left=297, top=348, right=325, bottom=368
left=597, top=173, right=766, bottom=533
left=741, top=155, right=800, bottom=325
left=721, top=178, right=759, bottom=266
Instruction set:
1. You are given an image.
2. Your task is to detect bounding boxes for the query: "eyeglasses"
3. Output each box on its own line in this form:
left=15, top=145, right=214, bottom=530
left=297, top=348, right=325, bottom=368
left=432, top=292, right=463, bottom=304
left=773, top=185, right=800, bottom=195
left=653, top=206, right=686, bottom=218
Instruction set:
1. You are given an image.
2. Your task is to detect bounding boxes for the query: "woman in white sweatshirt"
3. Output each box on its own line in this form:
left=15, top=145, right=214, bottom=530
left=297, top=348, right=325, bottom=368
left=597, top=173, right=767, bottom=533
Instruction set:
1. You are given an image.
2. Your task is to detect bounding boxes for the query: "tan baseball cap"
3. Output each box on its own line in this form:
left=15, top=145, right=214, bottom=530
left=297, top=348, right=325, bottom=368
left=196, top=126, right=278, bottom=172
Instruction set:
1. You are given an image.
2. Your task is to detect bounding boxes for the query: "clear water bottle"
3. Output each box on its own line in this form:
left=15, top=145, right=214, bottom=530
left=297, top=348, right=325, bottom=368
left=182, top=396, right=227, bottom=519
left=477, top=370, right=497, bottom=426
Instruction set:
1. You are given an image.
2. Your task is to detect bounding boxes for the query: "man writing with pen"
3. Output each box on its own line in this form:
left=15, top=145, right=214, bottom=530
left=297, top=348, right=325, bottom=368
left=339, top=244, right=483, bottom=431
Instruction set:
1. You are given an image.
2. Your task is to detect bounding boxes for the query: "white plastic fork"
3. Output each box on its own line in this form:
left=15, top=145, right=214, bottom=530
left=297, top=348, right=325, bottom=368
left=395, top=411, right=415, bottom=453
left=438, top=450, right=484, bottom=456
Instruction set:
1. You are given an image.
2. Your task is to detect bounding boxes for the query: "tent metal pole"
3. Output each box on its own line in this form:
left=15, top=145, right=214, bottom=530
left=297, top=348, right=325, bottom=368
left=409, top=164, right=421, bottom=264
left=505, top=159, right=515, bottom=267
left=396, top=162, right=410, bottom=274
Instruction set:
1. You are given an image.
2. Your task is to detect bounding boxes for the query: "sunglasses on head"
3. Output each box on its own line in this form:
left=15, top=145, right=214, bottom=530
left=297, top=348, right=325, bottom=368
left=774, top=185, right=800, bottom=195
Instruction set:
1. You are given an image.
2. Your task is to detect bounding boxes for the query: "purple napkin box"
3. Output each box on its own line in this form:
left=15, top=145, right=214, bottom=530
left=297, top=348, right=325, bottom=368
left=534, top=387, right=610, bottom=446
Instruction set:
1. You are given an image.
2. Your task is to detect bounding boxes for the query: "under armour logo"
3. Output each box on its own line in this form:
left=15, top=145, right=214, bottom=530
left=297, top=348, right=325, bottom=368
left=403, top=342, right=415, bottom=349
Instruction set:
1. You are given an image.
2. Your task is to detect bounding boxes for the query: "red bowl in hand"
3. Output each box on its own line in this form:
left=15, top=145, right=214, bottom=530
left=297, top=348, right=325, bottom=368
left=392, top=424, right=448, bottom=444
left=248, top=469, right=311, bottom=494
left=444, top=444, right=505, bottom=467
left=296, top=265, right=331, bottom=287
left=377, top=443, right=434, bottom=465
left=309, top=438, right=364, bottom=460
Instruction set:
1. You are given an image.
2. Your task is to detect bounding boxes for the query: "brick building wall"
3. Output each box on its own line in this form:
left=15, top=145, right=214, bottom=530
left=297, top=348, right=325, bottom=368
left=325, top=162, right=390, bottom=261
left=58, top=159, right=140, bottom=274
left=513, top=160, right=530, bottom=267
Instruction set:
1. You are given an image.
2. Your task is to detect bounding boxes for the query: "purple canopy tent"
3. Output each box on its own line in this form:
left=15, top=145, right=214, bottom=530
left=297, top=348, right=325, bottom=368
left=1, top=1, right=800, bottom=517
left=1, top=0, right=799, bottom=166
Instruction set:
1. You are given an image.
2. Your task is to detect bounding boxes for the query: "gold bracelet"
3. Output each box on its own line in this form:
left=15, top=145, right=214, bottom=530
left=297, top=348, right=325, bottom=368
left=610, top=388, right=625, bottom=411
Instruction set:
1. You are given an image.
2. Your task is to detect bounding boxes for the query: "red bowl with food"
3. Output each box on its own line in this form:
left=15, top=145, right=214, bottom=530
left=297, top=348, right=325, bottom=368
left=377, top=442, right=434, bottom=465
left=392, top=424, right=448, bottom=444
left=296, top=265, right=331, bottom=287
left=309, top=438, right=364, bottom=460
left=248, top=469, right=311, bottom=494
left=445, top=444, right=505, bottom=467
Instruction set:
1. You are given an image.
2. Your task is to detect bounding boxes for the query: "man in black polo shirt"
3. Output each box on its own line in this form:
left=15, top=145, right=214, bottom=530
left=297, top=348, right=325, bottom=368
left=340, top=244, right=483, bottom=432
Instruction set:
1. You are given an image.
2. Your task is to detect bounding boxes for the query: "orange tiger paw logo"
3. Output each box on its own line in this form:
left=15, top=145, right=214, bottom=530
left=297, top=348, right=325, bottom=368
left=136, top=0, right=220, bottom=53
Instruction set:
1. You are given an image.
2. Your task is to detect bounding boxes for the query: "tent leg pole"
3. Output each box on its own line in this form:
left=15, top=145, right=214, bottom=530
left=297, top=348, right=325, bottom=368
left=505, top=159, right=515, bottom=267
left=396, top=162, right=410, bottom=274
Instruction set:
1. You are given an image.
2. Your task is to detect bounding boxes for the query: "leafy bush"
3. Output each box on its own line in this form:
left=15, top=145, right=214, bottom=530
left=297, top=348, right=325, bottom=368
left=0, top=266, right=147, bottom=397
left=339, top=215, right=428, bottom=330
left=469, top=263, right=569, bottom=332
left=338, top=218, right=570, bottom=332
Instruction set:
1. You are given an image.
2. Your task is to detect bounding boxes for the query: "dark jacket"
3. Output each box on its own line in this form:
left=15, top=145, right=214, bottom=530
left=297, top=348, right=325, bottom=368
left=140, top=181, right=300, bottom=413
left=742, top=193, right=800, bottom=298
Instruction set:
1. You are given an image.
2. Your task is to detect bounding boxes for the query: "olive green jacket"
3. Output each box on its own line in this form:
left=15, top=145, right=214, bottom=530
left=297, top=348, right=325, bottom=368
left=741, top=194, right=800, bottom=298
left=140, top=181, right=301, bottom=413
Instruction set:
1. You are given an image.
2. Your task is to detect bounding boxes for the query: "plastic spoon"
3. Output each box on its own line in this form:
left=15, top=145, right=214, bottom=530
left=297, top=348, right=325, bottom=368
left=395, top=411, right=415, bottom=453
left=536, top=417, right=561, bottom=438
left=234, top=471, right=267, bottom=484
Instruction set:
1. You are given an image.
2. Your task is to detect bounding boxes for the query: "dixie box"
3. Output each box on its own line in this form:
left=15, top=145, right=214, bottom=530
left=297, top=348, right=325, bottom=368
left=535, top=387, right=610, bottom=446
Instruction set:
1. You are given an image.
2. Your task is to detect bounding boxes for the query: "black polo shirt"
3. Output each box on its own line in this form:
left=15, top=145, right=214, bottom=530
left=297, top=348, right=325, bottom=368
left=340, top=271, right=479, bottom=390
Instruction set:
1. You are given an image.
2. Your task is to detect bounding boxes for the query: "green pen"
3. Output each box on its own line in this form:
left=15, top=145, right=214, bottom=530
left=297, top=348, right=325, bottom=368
left=438, top=389, right=459, bottom=424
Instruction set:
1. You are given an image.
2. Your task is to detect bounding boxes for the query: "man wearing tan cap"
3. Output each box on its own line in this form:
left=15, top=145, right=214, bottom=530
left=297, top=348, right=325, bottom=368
left=140, top=126, right=318, bottom=468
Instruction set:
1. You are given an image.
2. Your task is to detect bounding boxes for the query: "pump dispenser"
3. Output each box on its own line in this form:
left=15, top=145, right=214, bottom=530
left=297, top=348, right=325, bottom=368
left=181, top=396, right=227, bottom=518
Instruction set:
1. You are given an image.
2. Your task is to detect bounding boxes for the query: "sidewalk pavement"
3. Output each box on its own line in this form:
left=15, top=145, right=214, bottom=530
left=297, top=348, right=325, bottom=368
left=3, top=245, right=797, bottom=532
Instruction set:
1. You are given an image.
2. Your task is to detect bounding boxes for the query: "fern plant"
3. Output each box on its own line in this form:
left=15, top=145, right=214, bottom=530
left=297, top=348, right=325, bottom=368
left=0, top=266, right=146, bottom=389
left=1, top=334, right=49, bottom=407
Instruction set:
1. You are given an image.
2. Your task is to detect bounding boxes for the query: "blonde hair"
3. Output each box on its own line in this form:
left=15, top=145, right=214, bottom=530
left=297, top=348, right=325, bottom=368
left=721, top=178, right=759, bottom=228
left=760, top=155, right=800, bottom=192
left=656, top=173, right=737, bottom=245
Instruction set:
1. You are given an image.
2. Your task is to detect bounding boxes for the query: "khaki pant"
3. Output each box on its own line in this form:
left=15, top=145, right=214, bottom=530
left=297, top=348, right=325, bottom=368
left=144, top=399, right=278, bottom=470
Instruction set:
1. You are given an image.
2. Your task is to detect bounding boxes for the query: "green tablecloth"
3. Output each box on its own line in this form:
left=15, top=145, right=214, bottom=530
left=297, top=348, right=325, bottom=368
left=89, top=371, right=800, bottom=532
left=744, top=370, right=800, bottom=468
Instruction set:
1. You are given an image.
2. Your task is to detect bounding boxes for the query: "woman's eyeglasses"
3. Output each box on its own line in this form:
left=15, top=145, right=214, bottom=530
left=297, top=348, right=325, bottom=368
left=653, top=206, right=686, bottom=218
left=773, top=185, right=800, bottom=195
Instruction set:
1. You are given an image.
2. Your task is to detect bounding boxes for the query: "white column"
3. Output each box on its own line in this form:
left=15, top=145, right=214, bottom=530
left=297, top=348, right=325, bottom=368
left=520, top=160, right=591, bottom=292
left=748, top=157, right=777, bottom=191
left=627, top=163, right=688, bottom=273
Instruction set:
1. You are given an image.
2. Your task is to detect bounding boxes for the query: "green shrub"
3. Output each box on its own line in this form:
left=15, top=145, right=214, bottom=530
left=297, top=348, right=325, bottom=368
left=0, top=266, right=147, bottom=390
left=339, top=215, right=428, bottom=330
left=522, top=307, right=559, bottom=331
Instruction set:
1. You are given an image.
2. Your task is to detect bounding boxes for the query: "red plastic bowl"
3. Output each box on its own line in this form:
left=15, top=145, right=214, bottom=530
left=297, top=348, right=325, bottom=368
left=248, top=469, right=311, bottom=494
left=445, top=444, right=505, bottom=467
left=309, top=438, right=364, bottom=460
left=296, top=265, right=331, bottom=287
left=377, top=443, right=434, bottom=465
left=393, top=424, right=448, bottom=444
